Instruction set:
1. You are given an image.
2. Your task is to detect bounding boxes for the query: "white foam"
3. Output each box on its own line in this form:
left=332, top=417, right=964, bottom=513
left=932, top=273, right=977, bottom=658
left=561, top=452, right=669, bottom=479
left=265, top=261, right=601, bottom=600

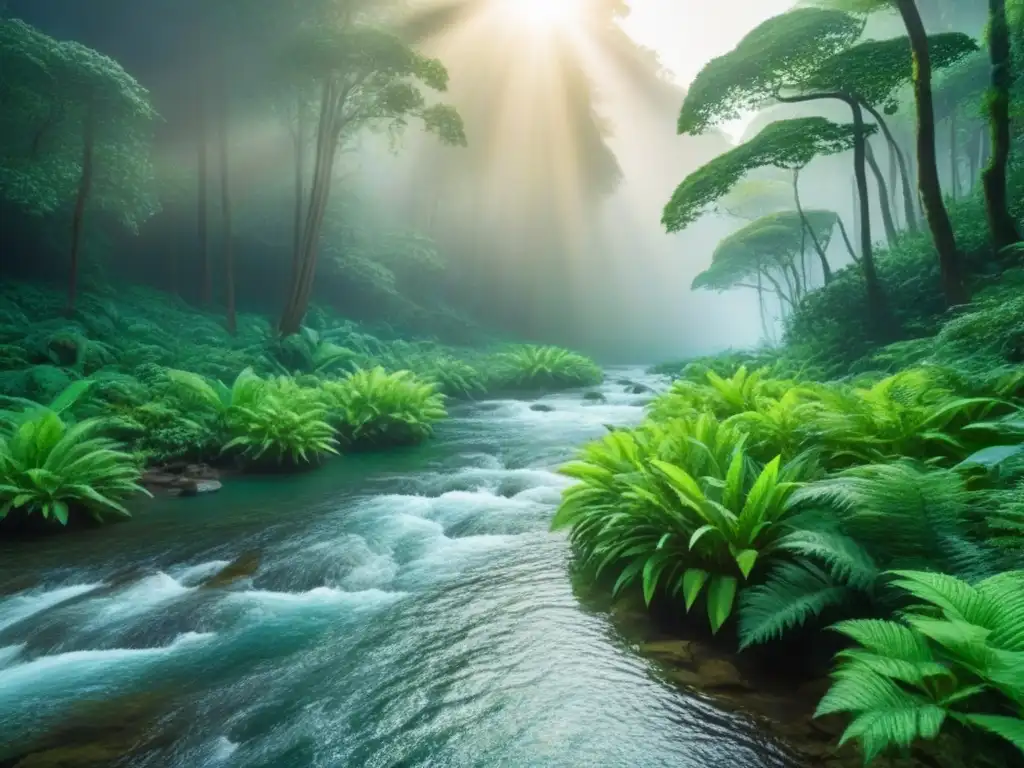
left=173, top=560, right=232, bottom=587
left=0, top=632, right=215, bottom=704
left=85, top=572, right=194, bottom=627
left=208, top=736, right=239, bottom=762
left=228, top=587, right=406, bottom=612
left=0, top=583, right=102, bottom=632
left=0, top=644, right=24, bottom=668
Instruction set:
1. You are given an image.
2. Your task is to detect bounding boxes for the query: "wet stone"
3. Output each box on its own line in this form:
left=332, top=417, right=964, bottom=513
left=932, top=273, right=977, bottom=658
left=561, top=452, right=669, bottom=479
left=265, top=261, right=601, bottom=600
left=201, top=550, right=261, bottom=589
left=637, top=640, right=697, bottom=666
left=694, top=658, right=749, bottom=691
left=529, top=404, right=555, bottom=412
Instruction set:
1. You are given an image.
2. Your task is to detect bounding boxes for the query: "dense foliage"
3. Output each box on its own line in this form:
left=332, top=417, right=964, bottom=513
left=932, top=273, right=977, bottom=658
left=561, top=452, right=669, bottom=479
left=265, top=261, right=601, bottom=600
left=565, top=7, right=1024, bottom=746
left=0, top=278, right=601, bottom=521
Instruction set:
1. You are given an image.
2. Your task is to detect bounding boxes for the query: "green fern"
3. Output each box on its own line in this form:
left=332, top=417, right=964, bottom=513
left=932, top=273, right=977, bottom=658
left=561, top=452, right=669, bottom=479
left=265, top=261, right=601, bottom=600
left=321, top=367, right=447, bottom=449
left=487, top=345, right=602, bottom=392
left=553, top=414, right=815, bottom=634
left=818, top=569, right=1024, bottom=763
left=0, top=405, right=147, bottom=526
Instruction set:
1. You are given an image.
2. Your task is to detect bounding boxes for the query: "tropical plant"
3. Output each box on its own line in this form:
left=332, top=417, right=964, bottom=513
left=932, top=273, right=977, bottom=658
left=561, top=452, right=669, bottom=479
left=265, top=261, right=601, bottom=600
left=267, top=327, right=360, bottom=376
left=420, top=355, right=486, bottom=399
left=321, top=366, right=447, bottom=449
left=488, top=345, right=603, bottom=392
left=163, top=366, right=267, bottom=423
left=737, top=462, right=996, bottom=649
left=0, top=399, right=147, bottom=527
left=552, top=414, right=816, bottom=634
left=801, top=369, right=1008, bottom=467
left=223, top=392, right=338, bottom=466
left=816, top=569, right=1024, bottom=764
left=648, top=365, right=791, bottom=422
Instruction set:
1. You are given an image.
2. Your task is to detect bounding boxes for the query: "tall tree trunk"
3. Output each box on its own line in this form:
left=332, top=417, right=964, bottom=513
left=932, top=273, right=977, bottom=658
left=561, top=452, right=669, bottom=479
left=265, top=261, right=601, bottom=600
left=291, top=92, right=306, bottom=288
left=218, top=69, right=235, bottom=335
left=895, top=0, right=970, bottom=306
left=982, top=0, right=1022, bottom=250
left=863, top=102, right=919, bottom=233
left=949, top=111, right=961, bottom=198
left=196, top=23, right=211, bottom=306
left=837, top=215, right=860, bottom=264
left=865, top=140, right=899, bottom=245
left=849, top=98, right=892, bottom=335
left=762, top=269, right=793, bottom=313
left=68, top=101, right=96, bottom=316
left=757, top=270, right=771, bottom=344
left=280, top=79, right=340, bottom=335
left=979, top=123, right=992, bottom=170
left=968, top=126, right=980, bottom=188
left=776, top=91, right=889, bottom=327
left=794, top=167, right=833, bottom=282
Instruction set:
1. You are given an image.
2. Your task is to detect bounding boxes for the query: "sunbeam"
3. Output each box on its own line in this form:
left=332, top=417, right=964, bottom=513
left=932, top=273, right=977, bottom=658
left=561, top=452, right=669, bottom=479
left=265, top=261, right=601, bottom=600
left=493, top=0, right=584, bottom=31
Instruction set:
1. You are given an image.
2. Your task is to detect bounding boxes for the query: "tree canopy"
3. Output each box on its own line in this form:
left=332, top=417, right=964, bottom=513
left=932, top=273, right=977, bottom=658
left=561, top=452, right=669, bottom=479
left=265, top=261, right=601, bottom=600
left=677, top=8, right=864, bottom=135
left=693, top=209, right=839, bottom=296
left=0, top=18, right=159, bottom=226
left=805, top=33, right=980, bottom=111
left=663, top=117, right=869, bottom=232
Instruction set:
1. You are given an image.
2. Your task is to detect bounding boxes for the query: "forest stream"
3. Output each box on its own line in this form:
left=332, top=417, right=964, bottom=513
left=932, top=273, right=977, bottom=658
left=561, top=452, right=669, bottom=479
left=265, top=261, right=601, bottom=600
left=0, top=370, right=802, bottom=768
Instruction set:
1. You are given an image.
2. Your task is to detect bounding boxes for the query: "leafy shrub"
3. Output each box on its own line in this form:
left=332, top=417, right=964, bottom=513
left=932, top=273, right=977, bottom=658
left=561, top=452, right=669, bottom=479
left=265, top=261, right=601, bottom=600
left=817, top=570, right=1024, bottom=764
left=224, top=392, right=338, bottom=466
left=420, top=355, right=486, bottom=398
left=552, top=414, right=816, bottom=634
left=784, top=193, right=1003, bottom=374
left=649, top=365, right=792, bottom=422
left=322, top=367, right=447, bottom=449
left=737, top=462, right=998, bottom=649
left=488, top=345, right=602, bottom=392
left=0, top=404, right=146, bottom=528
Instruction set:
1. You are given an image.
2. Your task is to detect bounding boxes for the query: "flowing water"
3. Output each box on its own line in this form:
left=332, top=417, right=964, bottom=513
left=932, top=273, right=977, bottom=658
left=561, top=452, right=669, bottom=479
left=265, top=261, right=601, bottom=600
left=0, top=370, right=800, bottom=768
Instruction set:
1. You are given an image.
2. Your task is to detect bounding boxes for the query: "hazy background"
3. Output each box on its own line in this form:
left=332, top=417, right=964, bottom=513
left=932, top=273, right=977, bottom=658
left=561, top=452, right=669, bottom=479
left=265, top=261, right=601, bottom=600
left=1, top=0, right=991, bottom=362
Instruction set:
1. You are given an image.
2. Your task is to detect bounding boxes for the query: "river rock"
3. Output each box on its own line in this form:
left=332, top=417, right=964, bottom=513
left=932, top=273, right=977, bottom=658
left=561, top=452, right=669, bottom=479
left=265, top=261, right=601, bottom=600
left=625, top=383, right=653, bottom=395
left=582, top=391, right=606, bottom=403
left=638, top=640, right=697, bottom=666
left=201, top=551, right=261, bottom=589
left=144, top=464, right=222, bottom=497
left=695, top=659, right=749, bottom=691
left=530, top=404, right=555, bottom=412
left=167, top=478, right=222, bottom=497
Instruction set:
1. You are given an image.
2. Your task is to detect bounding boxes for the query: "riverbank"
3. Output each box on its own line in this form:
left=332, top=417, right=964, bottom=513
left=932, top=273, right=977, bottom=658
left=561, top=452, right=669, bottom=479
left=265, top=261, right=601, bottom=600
left=553, top=270, right=1024, bottom=767
left=0, top=279, right=607, bottom=534
left=0, top=372, right=823, bottom=768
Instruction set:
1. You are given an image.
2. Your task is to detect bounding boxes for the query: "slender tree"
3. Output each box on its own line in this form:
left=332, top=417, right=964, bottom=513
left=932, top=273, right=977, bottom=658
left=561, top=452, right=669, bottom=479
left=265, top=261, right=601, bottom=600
left=0, top=20, right=159, bottom=314
left=217, top=65, right=235, bottom=334
left=809, top=0, right=977, bottom=304
left=277, top=21, right=466, bottom=335
left=666, top=114, right=871, bottom=295
left=982, top=0, right=1022, bottom=249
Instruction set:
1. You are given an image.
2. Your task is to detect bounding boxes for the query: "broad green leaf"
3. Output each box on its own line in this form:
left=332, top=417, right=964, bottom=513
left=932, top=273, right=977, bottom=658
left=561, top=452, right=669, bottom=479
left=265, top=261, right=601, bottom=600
left=707, top=575, right=738, bottom=634
left=683, top=568, right=710, bottom=611
left=734, top=548, right=759, bottom=579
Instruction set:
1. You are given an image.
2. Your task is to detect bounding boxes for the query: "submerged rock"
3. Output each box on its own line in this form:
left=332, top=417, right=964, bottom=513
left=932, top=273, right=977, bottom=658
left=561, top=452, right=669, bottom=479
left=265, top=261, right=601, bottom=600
left=638, top=640, right=696, bottom=666
left=167, top=478, right=222, bottom=497
left=625, top=383, right=653, bottom=395
left=695, top=659, right=749, bottom=691
left=529, top=404, right=555, bottom=412
left=201, top=550, right=261, bottom=589
left=143, top=464, right=222, bottom=497
left=582, top=391, right=606, bottom=403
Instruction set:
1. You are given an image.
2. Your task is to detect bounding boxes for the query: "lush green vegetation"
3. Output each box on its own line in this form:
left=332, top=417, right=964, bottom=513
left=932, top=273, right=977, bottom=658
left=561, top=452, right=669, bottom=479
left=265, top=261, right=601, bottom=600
left=555, top=1, right=1024, bottom=764
left=0, top=277, right=602, bottom=528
